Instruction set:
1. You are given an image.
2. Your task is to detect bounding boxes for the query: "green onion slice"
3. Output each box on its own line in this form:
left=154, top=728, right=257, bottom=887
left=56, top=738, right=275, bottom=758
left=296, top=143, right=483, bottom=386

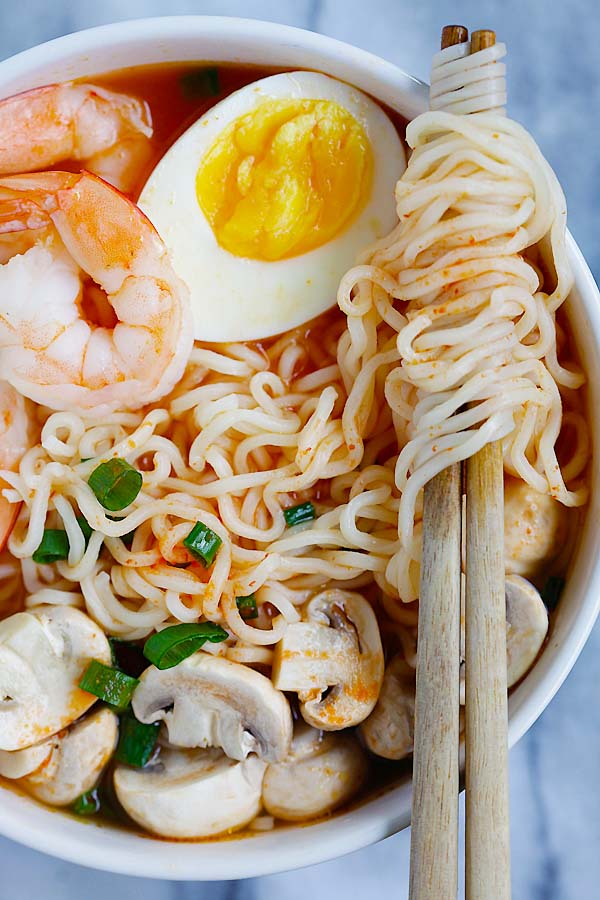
left=32, top=529, right=70, bottom=564
left=79, top=660, right=139, bottom=711
left=541, top=575, right=565, bottom=612
left=236, top=594, right=258, bottom=620
left=115, top=713, right=160, bottom=768
left=88, top=459, right=142, bottom=512
left=284, top=502, right=315, bottom=528
left=143, top=622, right=228, bottom=670
left=183, top=521, right=222, bottom=566
left=72, top=789, right=100, bottom=816
left=180, top=66, right=220, bottom=98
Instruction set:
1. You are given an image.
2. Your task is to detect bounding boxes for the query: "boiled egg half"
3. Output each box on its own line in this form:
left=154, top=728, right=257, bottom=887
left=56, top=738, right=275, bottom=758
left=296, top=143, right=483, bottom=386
left=139, top=71, right=406, bottom=341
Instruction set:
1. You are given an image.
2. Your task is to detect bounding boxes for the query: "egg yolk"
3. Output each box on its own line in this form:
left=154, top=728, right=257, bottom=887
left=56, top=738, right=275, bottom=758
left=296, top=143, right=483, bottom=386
left=195, top=98, right=372, bottom=261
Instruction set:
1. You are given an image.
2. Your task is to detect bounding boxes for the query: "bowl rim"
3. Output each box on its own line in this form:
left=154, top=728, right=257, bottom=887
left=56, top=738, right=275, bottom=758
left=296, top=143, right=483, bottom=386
left=0, top=13, right=598, bottom=881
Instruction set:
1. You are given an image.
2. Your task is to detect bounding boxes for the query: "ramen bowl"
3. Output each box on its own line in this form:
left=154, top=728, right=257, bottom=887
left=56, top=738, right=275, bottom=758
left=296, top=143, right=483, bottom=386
left=0, top=15, right=598, bottom=881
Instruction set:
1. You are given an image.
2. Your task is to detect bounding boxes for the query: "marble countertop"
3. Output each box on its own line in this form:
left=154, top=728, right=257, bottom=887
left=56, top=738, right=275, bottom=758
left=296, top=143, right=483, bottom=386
left=0, top=2, right=598, bottom=897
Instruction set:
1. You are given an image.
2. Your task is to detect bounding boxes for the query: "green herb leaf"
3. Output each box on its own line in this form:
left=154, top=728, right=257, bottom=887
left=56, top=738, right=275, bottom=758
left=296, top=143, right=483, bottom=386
left=236, top=594, right=258, bottom=620
left=115, top=713, right=160, bottom=768
left=183, top=521, right=222, bottom=566
left=88, top=459, right=142, bottom=512
left=180, top=67, right=220, bottom=98
left=143, top=622, right=228, bottom=670
left=283, top=502, right=315, bottom=528
left=32, top=529, right=70, bottom=564
left=79, top=660, right=139, bottom=711
left=72, top=789, right=100, bottom=816
left=541, top=575, right=565, bottom=612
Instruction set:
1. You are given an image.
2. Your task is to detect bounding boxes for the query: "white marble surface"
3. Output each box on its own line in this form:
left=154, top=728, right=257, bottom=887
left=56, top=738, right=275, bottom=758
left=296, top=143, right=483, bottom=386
left=0, top=1, right=598, bottom=897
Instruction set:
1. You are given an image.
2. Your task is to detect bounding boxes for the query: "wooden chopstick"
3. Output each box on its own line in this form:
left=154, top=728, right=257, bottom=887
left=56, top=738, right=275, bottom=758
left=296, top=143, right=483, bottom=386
left=465, top=441, right=511, bottom=899
left=463, top=29, right=511, bottom=900
left=408, top=28, right=468, bottom=900
left=409, top=464, right=462, bottom=900
left=409, top=26, right=512, bottom=900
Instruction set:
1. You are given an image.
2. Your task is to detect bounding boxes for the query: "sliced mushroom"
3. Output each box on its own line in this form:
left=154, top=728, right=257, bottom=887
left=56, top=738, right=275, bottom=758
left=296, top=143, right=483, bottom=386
left=505, top=574, right=549, bottom=685
left=132, top=652, right=292, bottom=762
left=263, top=723, right=368, bottom=821
left=460, top=574, right=549, bottom=702
left=504, top=479, right=568, bottom=579
left=0, top=606, right=111, bottom=751
left=272, top=589, right=384, bottom=730
left=0, top=740, right=53, bottom=779
left=114, top=746, right=266, bottom=838
left=360, top=656, right=415, bottom=760
left=16, top=707, right=118, bottom=806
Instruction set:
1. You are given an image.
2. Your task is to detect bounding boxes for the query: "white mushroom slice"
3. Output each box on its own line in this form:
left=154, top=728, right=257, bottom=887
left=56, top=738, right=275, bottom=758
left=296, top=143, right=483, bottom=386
left=114, top=747, right=266, bottom=838
left=504, top=479, right=568, bottom=579
left=132, top=652, right=292, bottom=762
left=272, top=589, right=384, bottom=730
left=459, top=574, right=549, bottom=702
left=19, top=707, right=118, bottom=806
left=360, top=656, right=415, bottom=760
left=0, top=606, right=111, bottom=751
left=262, top=724, right=368, bottom=821
left=0, top=740, right=53, bottom=779
left=505, top=574, right=549, bottom=685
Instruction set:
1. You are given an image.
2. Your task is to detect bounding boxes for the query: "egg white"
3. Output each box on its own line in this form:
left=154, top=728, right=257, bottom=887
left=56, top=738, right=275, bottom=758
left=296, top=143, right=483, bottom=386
left=139, top=71, right=406, bottom=342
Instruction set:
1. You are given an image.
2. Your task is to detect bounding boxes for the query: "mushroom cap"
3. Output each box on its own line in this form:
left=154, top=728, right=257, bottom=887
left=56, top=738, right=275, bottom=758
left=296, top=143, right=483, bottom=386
left=262, top=723, right=368, bottom=821
left=505, top=574, right=548, bottom=686
left=0, top=606, right=111, bottom=751
left=504, top=479, right=568, bottom=579
left=114, top=747, right=266, bottom=838
left=272, top=589, right=384, bottom=731
left=18, top=706, right=118, bottom=806
left=360, top=656, right=415, bottom=760
left=132, top=652, right=292, bottom=762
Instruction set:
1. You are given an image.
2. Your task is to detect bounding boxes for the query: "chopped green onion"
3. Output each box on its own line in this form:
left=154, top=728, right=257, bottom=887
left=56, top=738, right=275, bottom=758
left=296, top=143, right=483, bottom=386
left=72, top=789, right=100, bottom=816
left=236, top=594, right=258, bottom=620
left=76, top=515, right=93, bottom=544
left=183, top=521, right=222, bottom=566
left=284, top=502, right=315, bottom=528
left=79, top=660, right=139, bottom=711
left=541, top=576, right=565, bottom=612
left=88, top=458, right=142, bottom=512
left=180, top=66, right=220, bottom=98
left=80, top=457, right=93, bottom=463
left=109, top=638, right=148, bottom=678
left=32, top=529, right=70, bottom=564
left=143, top=622, right=228, bottom=670
left=115, top=713, right=160, bottom=767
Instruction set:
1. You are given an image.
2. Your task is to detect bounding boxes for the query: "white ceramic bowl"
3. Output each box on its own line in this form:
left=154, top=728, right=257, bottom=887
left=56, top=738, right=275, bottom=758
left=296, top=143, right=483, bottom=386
left=0, top=15, right=598, bottom=881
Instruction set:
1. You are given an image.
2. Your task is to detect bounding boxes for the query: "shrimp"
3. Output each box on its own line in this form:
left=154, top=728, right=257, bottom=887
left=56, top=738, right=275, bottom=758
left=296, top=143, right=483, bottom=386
left=0, top=171, right=193, bottom=415
left=0, top=382, right=29, bottom=549
left=0, top=83, right=153, bottom=193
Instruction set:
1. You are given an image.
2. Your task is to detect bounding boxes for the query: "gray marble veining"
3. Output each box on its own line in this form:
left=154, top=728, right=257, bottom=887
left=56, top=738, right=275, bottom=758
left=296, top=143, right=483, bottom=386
left=0, top=2, right=598, bottom=898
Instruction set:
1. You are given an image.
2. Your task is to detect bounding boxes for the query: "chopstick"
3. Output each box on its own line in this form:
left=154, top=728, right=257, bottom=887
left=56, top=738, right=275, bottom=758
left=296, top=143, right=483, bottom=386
left=408, top=28, right=467, bottom=900
left=409, top=26, right=512, bottom=900
left=463, top=31, right=511, bottom=900
left=409, top=462, right=461, bottom=900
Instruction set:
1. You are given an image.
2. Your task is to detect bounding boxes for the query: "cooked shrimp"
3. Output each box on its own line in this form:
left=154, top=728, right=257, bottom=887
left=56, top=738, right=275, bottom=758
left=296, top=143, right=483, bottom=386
left=0, top=171, right=192, bottom=415
left=0, top=83, right=153, bottom=193
left=0, top=382, right=29, bottom=548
